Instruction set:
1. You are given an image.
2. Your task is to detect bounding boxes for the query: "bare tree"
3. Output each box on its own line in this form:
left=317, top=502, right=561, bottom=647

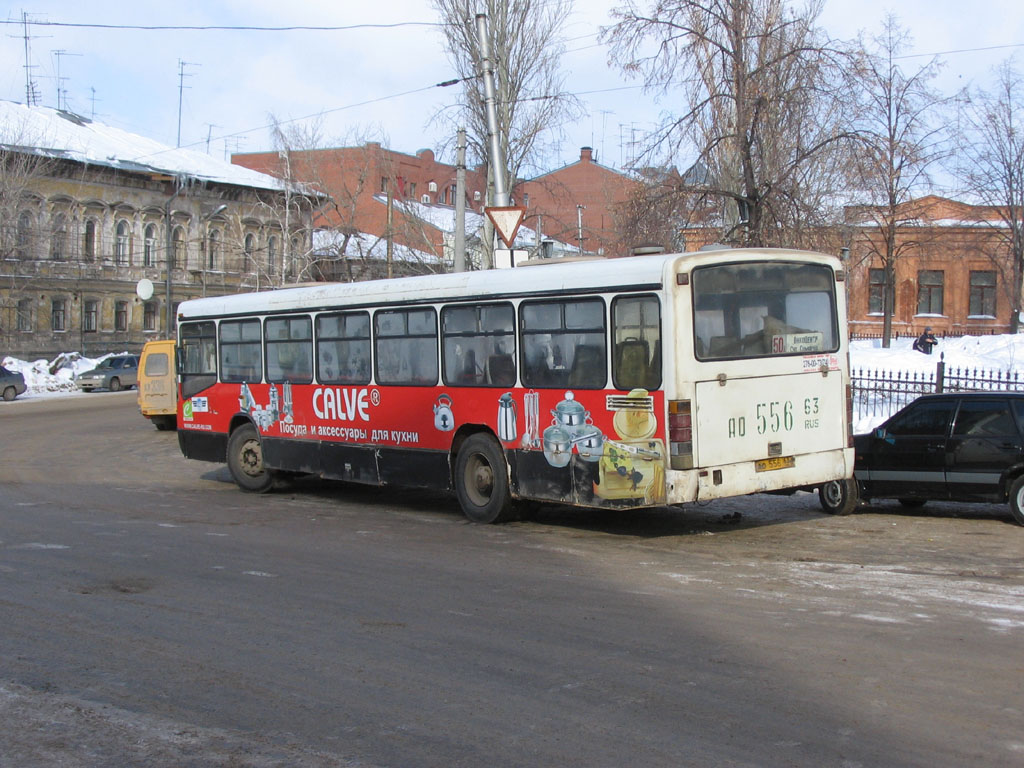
left=603, top=0, right=852, bottom=248
left=0, top=121, right=58, bottom=346
left=848, top=15, right=947, bottom=346
left=957, top=59, right=1024, bottom=332
left=432, top=0, right=581, bottom=265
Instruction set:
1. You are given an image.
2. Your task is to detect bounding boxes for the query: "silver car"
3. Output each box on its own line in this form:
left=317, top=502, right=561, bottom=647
left=1, top=364, right=26, bottom=401
left=76, top=355, right=139, bottom=392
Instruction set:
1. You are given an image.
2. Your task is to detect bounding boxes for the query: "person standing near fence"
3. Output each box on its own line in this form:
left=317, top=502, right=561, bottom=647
left=913, top=327, right=938, bottom=355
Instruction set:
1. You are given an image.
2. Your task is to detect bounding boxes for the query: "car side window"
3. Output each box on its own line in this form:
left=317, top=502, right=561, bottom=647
left=885, top=399, right=956, bottom=437
left=952, top=399, right=1017, bottom=437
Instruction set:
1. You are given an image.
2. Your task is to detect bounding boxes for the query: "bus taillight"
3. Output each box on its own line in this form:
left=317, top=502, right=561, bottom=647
left=668, top=400, right=693, bottom=470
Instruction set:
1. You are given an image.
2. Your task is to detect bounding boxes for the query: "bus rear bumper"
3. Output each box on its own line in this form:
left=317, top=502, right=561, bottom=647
left=665, top=447, right=854, bottom=504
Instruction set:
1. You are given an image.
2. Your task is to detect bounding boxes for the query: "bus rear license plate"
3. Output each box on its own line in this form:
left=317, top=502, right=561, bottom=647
left=755, top=456, right=795, bottom=472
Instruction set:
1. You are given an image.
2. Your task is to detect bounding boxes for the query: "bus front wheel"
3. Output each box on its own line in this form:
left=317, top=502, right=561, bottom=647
left=455, top=434, right=515, bottom=523
left=227, top=423, right=274, bottom=493
left=818, top=478, right=858, bottom=515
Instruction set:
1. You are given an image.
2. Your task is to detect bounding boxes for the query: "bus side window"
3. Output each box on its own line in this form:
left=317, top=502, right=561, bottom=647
left=612, top=295, right=661, bottom=390
left=441, top=302, right=515, bottom=387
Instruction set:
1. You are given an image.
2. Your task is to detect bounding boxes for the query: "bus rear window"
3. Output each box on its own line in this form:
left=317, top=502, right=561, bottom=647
left=692, top=263, right=838, bottom=360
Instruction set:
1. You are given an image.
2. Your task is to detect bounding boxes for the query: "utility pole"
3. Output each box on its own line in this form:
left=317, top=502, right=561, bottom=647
left=576, top=205, right=585, bottom=256
left=386, top=185, right=394, bottom=279
left=454, top=128, right=467, bottom=272
left=475, top=14, right=509, bottom=207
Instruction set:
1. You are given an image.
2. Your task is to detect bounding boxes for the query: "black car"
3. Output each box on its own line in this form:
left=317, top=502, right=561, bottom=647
left=1, top=364, right=27, bottom=401
left=820, top=392, right=1024, bottom=525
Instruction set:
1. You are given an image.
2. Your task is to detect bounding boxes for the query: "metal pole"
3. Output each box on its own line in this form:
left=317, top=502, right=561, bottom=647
left=475, top=14, right=509, bottom=207
left=454, top=128, right=467, bottom=272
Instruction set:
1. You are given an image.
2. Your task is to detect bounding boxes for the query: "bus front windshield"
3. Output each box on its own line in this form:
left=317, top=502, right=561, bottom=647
left=692, top=262, right=838, bottom=360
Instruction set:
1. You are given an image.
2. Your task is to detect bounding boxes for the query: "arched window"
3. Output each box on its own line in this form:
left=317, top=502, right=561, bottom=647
left=50, top=213, right=67, bottom=260
left=83, top=219, right=96, bottom=261
left=115, top=220, right=130, bottom=265
left=207, top=229, right=220, bottom=270
left=172, top=226, right=185, bottom=269
left=267, top=235, right=278, bottom=275
left=16, top=211, right=33, bottom=259
left=243, top=233, right=256, bottom=264
left=143, top=224, right=156, bottom=267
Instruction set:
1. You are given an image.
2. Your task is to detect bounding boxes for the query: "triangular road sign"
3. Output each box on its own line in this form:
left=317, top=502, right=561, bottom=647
left=485, top=206, right=526, bottom=248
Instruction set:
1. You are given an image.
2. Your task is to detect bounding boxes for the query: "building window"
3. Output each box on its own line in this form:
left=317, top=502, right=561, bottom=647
left=969, top=271, right=997, bottom=317
left=143, top=301, right=158, bottom=331
left=143, top=224, right=156, bottom=266
left=50, top=213, right=67, bottom=260
left=916, top=270, right=943, bottom=315
left=16, top=210, right=33, bottom=259
left=83, top=299, right=98, bottom=332
left=207, top=229, right=220, bottom=270
left=449, top=185, right=457, bottom=205
left=16, top=298, right=32, bottom=332
left=115, top=300, right=128, bottom=331
left=407, top=182, right=416, bottom=198
left=51, top=299, right=67, bottom=331
left=868, top=268, right=885, bottom=314
left=115, top=220, right=130, bottom=265
left=268, top=235, right=278, bottom=275
left=380, top=176, right=389, bottom=194
left=172, top=226, right=184, bottom=268
left=244, top=233, right=256, bottom=264
left=428, top=181, right=437, bottom=193
left=83, top=219, right=96, bottom=261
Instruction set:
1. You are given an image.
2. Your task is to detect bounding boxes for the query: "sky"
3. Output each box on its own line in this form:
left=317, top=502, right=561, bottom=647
left=1, top=1, right=1023, bottom=177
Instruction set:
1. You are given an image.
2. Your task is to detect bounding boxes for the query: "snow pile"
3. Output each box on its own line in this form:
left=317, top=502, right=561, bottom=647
left=850, top=334, right=1021, bottom=375
left=2, top=352, right=128, bottom=395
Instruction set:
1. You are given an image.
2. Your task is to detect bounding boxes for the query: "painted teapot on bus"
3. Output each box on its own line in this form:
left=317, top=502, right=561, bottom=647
left=433, top=393, right=455, bottom=431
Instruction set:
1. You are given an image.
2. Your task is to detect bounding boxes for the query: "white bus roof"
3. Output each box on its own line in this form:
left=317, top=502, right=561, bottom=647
left=177, top=248, right=839, bottom=321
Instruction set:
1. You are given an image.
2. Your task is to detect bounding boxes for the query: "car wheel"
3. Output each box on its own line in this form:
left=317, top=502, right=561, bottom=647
left=898, top=498, right=927, bottom=508
left=227, top=423, right=274, bottom=493
left=109, top=377, right=122, bottom=392
left=1009, top=476, right=1024, bottom=526
left=2, top=386, right=15, bottom=402
left=818, top=478, right=859, bottom=515
left=455, top=434, right=516, bottom=523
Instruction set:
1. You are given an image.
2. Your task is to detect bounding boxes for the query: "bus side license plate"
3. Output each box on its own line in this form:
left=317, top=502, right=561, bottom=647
left=755, top=456, right=795, bottom=472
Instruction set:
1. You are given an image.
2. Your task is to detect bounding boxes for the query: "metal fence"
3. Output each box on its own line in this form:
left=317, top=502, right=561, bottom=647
left=851, top=359, right=1024, bottom=423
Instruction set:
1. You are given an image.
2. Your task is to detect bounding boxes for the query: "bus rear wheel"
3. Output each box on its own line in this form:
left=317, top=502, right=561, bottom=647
left=455, top=434, right=515, bottom=523
left=227, top=423, right=274, bottom=493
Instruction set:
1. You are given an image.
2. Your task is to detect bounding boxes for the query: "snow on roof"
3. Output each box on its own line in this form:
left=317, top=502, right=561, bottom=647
left=374, top=195, right=577, bottom=251
left=0, top=100, right=300, bottom=194
left=311, top=228, right=439, bottom=264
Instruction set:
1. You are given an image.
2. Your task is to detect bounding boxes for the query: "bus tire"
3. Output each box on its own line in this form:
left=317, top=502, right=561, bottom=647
left=227, top=423, right=274, bottom=493
left=818, top=478, right=858, bottom=515
left=455, top=434, right=515, bottom=523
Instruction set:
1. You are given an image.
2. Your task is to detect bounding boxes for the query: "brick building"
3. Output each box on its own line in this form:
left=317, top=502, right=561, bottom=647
left=514, top=147, right=641, bottom=257
left=0, top=101, right=320, bottom=359
left=844, top=195, right=1017, bottom=337
left=233, top=143, right=489, bottom=272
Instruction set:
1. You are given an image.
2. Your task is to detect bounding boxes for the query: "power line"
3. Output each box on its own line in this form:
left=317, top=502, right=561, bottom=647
left=0, top=19, right=442, bottom=32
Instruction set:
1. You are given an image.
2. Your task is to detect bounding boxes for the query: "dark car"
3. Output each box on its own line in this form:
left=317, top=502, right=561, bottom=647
left=76, top=354, right=140, bottom=392
left=819, top=392, right=1024, bottom=525
left=1, top=364, right=27, bottom=401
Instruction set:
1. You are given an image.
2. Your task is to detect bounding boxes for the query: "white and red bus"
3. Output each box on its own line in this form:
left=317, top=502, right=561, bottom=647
left=176, top=247, right=856, bottom=522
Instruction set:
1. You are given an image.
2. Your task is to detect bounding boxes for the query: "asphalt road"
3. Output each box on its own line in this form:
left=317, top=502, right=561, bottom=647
left=1, top=393, right=1023, bottom=767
